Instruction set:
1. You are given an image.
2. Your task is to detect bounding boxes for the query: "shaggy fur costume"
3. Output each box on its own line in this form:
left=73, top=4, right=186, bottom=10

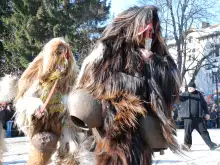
left=15, top=38, right=91, bottom=164
left=0, top=74, right=18, bottom=163
left=0, top=74, right=18, bottom=103
left=72, top=6, right=182, bottom=165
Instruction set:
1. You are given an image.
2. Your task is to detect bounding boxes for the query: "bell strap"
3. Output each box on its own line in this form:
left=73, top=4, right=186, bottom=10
left=39, top=79, right=58, bottom=113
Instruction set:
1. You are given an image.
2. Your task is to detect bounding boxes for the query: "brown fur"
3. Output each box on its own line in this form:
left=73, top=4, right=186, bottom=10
left=16, top=38, right=78, bottom=101
left=75, top=42, right=152, bottom=164
left=15, top=38, right=79, bottom=164
left=74, top=6, right=181, bottom=165
left=27, top=144, right=54, bottom=165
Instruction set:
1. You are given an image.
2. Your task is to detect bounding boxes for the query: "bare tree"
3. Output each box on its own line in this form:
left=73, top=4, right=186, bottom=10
left=181, top=34, right=220, bottom=83
left=138, top=0, right=220, bottom=81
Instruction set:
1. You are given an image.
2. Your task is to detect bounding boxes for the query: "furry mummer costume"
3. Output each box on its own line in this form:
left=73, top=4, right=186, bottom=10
left=15, top=38, right=79, bottom=165
left=0, top=74, right=18, bottom=164
left=68, top=6, right=182, bottom=165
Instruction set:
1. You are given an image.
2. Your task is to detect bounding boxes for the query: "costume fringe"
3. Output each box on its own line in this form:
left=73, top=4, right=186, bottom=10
left=27, top=143, right=54, bottom=165
left=15, top=95, right=45, bottom=136
left=0, top=74, right=18, bottom=103
left=55, top=119, right=95, bottom=165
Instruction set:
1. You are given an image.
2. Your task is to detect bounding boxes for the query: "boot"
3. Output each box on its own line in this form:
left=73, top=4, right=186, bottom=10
left=210, top=144, right=220, bottom=151
left=181, top=144, right=191, bottom=151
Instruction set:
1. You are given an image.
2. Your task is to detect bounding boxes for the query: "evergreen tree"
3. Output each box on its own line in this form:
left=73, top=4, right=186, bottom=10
left=0, top=0, right=14, bottom=76
left=2, top=0, right=110, bottom=70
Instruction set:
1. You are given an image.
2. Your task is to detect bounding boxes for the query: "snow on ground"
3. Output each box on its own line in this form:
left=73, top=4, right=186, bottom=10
left=153, top=129, right=220, bottom=165
left=2, top=129, right=220, bottom=165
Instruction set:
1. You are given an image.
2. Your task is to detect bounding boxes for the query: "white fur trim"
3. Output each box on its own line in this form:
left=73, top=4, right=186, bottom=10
left=15, top=96, right=44, bottom=134
left=57, top=124, right=78, bottom=154
left=15, top=80, right=43, bottom=135
left=55, top=118, right=95, bottom=165
left=23, top=80, right=40, bottom=97
left=0, top=74, right=18, bottom=103
left=75, top=134, right=96, bottom=165
left=76, top=42, right=105, bottom=85
left=15, top=96, right=43, bottom=115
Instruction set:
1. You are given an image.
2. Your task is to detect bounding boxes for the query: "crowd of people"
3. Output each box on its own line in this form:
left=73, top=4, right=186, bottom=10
left=0, top=102, right=21, bottom=137
left=206, top=104, right=220, bottom=128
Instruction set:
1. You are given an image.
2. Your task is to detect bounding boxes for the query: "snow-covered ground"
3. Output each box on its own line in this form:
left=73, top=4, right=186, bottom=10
left=153, top=129, right=220, bottom=165
left=2, top=129, right=220, bottom=165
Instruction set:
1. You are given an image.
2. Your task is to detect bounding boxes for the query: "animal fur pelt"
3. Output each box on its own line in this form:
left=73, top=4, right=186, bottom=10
left=54, top=115, right=95, bottom=165
left=0, top=74, right=18, bottom=103
left=15, top=37, right=78, bottom=136
left=72, top=6, right=182, bottom=165
left=15, top=37, right=80, bottom=164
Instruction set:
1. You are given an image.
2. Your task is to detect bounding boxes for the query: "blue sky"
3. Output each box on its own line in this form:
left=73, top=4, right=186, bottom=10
left=108, top=0, right=138, bottom=16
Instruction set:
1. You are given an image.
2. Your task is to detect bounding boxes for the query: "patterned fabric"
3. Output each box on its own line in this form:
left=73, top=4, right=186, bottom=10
left=40, top=54, right=68, bottom=114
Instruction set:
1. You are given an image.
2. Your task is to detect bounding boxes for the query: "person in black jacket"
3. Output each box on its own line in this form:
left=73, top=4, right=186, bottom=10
left=179, top=82, right=220, bottom=150
left=216, top=107, right=220, bottom=128
left=0, top=102, right=14, bottom=130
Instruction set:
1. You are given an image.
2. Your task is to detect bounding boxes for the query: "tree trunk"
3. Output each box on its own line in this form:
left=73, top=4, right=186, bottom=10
left=177, top=43, right=182, bottom=72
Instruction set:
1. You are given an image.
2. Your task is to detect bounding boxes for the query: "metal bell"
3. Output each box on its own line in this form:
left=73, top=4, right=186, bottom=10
left=68, top=89, right=103, bottom=130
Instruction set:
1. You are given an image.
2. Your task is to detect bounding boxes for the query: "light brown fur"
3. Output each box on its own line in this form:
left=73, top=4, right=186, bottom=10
left=27, top=144, right=54, bottom=165
left=16, top=38, right=78, bottom=101
left=15, top=38, right=79, bottom=164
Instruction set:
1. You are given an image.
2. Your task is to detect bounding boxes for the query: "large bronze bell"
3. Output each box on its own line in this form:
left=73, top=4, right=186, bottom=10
left=31, top=132, right=58, bottom=152
left=68, top=89, right=167, bottom=150
left=67, top=89, right=103, bottom=130
left=139, top=116, right=168, bottom=150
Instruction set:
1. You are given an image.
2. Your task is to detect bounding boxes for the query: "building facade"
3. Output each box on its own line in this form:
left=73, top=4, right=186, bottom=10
left=167, top=24, right=220, bottom=97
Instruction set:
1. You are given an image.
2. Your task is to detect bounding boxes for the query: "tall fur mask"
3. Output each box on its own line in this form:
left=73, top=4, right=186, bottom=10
left=16, top=38, right=78, bottom=101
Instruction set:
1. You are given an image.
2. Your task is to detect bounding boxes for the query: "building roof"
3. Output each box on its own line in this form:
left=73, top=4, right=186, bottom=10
left=197, top=24, right=220, bottom=39
left=167, top=24, right=220, bottom=46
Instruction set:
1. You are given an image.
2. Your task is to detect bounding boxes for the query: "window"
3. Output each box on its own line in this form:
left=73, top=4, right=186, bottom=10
left=188, top=55, right=191, bottom=61
left=189, top=36, right=193, bottom=43
left=192, top=54, right=195, bottom=60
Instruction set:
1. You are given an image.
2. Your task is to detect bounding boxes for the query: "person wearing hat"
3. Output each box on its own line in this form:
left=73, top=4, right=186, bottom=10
left=179, top=81, right=220, bottom=150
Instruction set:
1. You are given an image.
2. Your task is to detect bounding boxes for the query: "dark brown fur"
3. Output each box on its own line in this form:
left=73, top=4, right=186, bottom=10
left=75, top=6, right=181, bottom=165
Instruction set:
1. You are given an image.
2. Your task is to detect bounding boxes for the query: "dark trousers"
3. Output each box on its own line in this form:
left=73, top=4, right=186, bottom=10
left=184, top=118, right=216, bottom=148
left=217, top=118, right=220, bottom=128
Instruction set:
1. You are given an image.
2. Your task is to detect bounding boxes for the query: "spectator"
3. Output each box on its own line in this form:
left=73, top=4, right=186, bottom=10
left=0, top=102, right=14, bottom=130
left=216, top=107, right=220, bottom=128
left=179, top=82, right=220, bottom=150
left=207, top=108, right=217, bottom=128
